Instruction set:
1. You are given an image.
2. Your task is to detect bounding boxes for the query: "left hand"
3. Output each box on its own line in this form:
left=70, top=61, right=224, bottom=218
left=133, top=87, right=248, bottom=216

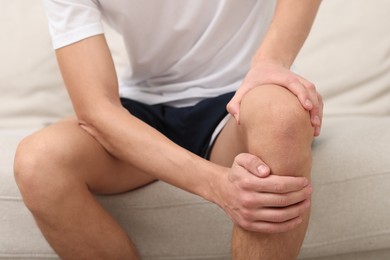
left=227, top=60, right=323, bottom=136
left=212, top=153, right=312, bottom=233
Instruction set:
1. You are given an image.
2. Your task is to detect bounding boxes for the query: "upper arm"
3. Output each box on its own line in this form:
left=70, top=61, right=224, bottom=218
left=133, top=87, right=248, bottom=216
left=43, top=0, right=118, bottom=119
left=55, top=34, right=120, bottom=120
left=43, top=0, right=103, bottom=49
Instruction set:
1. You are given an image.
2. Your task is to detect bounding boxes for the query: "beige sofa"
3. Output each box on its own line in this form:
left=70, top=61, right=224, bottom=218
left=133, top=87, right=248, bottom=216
left=1, top=0, right=389, bottom=259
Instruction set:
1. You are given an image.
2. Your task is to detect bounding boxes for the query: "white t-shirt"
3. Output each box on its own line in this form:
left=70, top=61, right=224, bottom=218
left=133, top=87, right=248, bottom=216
left=43, top=0, right=276, bottom=107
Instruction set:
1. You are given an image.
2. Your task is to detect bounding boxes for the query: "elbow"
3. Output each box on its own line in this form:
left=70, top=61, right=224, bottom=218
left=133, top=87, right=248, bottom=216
left=74, top=103, right=125, bottom=158
left=77, top=111, right=103, bottom=141
left=76, top=107, right=108, bottom=144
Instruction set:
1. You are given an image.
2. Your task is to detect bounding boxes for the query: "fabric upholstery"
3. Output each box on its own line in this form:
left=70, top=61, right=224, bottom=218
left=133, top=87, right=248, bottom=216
left=0, top=0, right=389, bottom=259
left=295, top=0, right=390, bottom=116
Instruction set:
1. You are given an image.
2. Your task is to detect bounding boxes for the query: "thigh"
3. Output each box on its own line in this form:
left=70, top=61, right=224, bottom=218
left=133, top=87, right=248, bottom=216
left=209, top=84, right=312, bottom=168
left=208, top=116, right=245, bottom=167
left=22, top=117, right=156, bottom=194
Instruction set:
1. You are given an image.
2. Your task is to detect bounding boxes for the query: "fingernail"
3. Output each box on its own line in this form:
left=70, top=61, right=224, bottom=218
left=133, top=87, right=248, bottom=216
left=303, top=178, right=309, bottom=186
left=257, top=164, right=269, bottom=176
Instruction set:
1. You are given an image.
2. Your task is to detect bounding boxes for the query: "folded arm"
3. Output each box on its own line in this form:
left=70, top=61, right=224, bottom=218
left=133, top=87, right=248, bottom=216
left=55, top=35, right=221, bottom=199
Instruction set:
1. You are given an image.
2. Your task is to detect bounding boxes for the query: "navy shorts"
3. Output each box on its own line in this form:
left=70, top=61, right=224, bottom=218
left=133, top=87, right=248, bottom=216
left=120, top=92, right=235, bottom=159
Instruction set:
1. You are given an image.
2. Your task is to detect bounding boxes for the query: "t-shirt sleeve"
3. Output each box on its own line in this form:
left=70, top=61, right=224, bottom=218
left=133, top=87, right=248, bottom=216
left=43, top=0, right=104, bottom=49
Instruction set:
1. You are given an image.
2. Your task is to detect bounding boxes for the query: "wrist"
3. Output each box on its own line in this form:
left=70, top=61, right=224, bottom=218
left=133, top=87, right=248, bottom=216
left=251, top=52, right=293, bottom=69
left=201, top=163, right=230, bottom=207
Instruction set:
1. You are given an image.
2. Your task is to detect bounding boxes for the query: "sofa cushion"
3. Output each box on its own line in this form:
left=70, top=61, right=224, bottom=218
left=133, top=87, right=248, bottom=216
left=0, top=0, right=127, bottom=129
left=295, top=0, right=390, bottom=116
left=1, top=116, right=390, bottom=259
left=2, top=0, right=388, bottom=128
left=1, top=0, right=390, bottom=259
left=302, top=116, right=390, bottom=258
left=0, top=1, right=72, bottom=128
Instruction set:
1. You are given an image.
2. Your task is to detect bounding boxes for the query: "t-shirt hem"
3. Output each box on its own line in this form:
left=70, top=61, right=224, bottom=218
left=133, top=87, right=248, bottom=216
left=51, top=22, right=104, bottom=49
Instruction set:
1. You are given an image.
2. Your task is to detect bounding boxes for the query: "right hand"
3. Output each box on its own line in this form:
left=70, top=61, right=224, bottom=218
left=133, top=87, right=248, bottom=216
left=226, top=60, right=323, bottom=136
left=214, top=153, right=312, bottom=233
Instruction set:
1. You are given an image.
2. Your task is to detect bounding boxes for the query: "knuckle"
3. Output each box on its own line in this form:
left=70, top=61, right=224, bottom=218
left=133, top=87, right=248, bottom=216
left=276, top=196, right=289, bottom=207
left=273, top=183, right=285, bottom=193
left=285, top=76, right=300, bottom=85
left=240, top=208, right=253, bottom=221
left=239, top=177, right=252, bottom=189
left=306, top=82, right=316, bottom=91
left=239, top=194, right=254, bottom=208
left=270, top=213, right=284, bottom=223
left=239, top=219, right=252, bottom=231
left=248, top=155, right=258, bottom=166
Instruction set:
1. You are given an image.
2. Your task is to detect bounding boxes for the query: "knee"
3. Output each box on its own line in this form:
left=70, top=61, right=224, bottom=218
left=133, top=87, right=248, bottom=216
left=14, top=132, right=74, bottom=213
left=238, top=85, right=314, bottom=175
left=240, top=84, right=313, bottom=144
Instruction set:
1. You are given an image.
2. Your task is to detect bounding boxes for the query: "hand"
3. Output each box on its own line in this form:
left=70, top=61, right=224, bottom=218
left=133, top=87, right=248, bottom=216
left=214, top=153, right=312, bottom=233
left=227, top=60, right=323, bottom=136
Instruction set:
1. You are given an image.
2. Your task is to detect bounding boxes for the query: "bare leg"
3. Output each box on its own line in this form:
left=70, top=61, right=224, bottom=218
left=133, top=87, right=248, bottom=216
left=14, top=118, right=155, bottom=260
left=210, top=85, right=314, bottom=259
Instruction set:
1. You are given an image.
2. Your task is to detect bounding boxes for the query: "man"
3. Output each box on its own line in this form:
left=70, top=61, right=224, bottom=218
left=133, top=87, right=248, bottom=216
left=14, top=0, right=323, bottom=259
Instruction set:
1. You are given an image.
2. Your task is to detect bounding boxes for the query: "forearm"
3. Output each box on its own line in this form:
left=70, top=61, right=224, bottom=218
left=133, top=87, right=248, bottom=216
left=54, top=30, right=313, bottom=235
left=55, top=35, right=226, bottom=203
left=79, top=102, right=225, bottom=201
left=253, top=0, right=322, bottom=68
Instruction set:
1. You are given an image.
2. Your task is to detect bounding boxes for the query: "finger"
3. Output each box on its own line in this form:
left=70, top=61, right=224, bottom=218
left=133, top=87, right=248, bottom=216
left=226, top=87, right=248, bottom=124
left=237, top=184, right=312, bottom=209
left=254, top=199, right=311, bottom=223
left=226, top=93, right=242, bottom=122
left=314, top=93, right=324, bottom=136
left=299, top=79, right=322, bottom=130
left=310, top=105, right=321, bottom=131
left=254, top=184, right=312, bottom=207
left=245, top=174, right=309, bottom=194
left=300, top=79, right=319, bottom=108
left=281, top=77, right=314, bottom=111
left=240, top=216, right=303, bottom=233
left=235, top=153, right=270, bottom=177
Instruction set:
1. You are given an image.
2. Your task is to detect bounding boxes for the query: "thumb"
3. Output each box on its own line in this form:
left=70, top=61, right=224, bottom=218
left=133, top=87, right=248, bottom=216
left=235, top=153, right=270, bottom=178
left=256, top=164, right=271, bottom=178
left=226, top=92, right=243, bottom=124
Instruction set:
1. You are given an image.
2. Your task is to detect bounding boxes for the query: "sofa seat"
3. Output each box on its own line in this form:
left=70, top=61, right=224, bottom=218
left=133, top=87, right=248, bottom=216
left=1, top=0, right=389, bottom=258
left=1, top=115, right=389, bottom=259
